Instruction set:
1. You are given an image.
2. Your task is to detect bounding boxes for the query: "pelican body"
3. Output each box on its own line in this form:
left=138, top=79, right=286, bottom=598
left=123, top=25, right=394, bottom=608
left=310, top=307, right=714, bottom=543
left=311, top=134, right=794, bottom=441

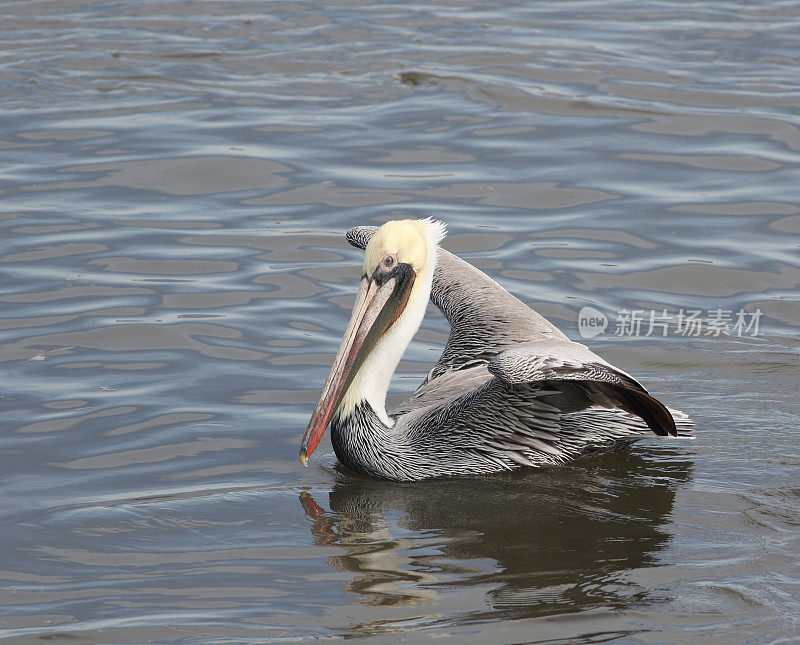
left=300, top=219, right=690, bottom=481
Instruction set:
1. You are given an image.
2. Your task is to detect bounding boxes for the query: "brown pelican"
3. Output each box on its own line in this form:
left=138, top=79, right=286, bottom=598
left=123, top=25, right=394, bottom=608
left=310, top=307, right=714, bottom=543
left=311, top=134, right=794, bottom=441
left=300, top=219, right=690, bottom=481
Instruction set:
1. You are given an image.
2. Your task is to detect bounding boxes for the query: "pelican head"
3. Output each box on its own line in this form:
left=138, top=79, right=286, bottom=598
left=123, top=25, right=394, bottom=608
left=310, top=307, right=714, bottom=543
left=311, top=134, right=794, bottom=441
left=300, top=218, right=446, bottom=466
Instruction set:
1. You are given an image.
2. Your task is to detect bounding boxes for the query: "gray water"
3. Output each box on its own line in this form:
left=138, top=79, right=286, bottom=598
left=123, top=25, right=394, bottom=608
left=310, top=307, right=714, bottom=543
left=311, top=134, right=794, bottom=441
left=1, top=1, right=799, bottom=643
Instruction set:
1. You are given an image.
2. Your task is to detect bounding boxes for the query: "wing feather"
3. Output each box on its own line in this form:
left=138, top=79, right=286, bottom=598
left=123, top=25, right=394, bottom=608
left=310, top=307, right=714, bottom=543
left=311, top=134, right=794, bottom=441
left=489, top=342, right=677, bottom=437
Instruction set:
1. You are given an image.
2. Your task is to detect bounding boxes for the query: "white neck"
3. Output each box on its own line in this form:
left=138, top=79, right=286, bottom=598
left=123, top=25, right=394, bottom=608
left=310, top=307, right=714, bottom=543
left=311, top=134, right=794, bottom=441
left=337, top=254, right=437, bottom=427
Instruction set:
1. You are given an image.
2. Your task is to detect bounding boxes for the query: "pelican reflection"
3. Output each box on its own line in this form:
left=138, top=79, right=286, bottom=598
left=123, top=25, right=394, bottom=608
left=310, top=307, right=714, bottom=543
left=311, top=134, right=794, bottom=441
left=301, top=448, right=692, bottom=621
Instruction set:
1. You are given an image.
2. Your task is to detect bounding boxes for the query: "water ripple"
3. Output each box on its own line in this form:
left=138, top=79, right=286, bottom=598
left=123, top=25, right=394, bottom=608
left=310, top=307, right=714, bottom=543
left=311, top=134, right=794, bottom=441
left=1, top=0, right=798, bottom=642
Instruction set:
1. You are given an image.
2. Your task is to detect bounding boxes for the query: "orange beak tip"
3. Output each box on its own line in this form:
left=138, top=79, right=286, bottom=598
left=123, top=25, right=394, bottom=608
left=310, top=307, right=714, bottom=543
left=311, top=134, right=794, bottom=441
left=299, top=449, right=309, bottom=467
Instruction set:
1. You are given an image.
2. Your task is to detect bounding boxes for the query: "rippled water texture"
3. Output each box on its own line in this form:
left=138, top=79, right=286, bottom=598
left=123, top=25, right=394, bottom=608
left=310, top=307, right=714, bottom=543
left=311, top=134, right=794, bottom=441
left=1, top=1, right=799, bottom=642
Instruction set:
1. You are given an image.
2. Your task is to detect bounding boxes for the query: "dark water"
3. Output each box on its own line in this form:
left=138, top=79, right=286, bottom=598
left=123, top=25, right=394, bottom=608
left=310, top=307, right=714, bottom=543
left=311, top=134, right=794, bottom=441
left=1, top=1, right=799, bottom=642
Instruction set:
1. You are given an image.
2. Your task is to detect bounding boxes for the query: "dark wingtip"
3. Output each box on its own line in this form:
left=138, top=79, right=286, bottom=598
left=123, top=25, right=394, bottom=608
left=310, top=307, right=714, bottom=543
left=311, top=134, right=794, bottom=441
left=616, top=387, right=678, bottom=437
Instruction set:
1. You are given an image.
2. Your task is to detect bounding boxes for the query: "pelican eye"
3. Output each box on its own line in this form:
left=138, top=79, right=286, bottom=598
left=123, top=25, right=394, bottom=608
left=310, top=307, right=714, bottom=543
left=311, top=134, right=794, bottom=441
left=383, top=255, right=394, bottom=268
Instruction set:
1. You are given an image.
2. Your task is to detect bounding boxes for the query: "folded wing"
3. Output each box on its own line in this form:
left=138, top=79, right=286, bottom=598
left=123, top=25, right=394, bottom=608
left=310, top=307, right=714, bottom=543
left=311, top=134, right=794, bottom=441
left=399, top=342, right=677, bottom=470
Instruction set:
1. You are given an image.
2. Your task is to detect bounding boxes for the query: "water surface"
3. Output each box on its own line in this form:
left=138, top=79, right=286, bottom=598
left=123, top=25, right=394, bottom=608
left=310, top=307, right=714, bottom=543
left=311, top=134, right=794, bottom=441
left=1, top=1, right=798, bottom=642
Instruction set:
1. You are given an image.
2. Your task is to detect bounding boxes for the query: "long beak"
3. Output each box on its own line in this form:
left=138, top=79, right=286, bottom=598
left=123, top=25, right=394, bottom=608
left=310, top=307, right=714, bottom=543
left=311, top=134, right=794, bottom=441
left=299, top=265, right=415, bottom=466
